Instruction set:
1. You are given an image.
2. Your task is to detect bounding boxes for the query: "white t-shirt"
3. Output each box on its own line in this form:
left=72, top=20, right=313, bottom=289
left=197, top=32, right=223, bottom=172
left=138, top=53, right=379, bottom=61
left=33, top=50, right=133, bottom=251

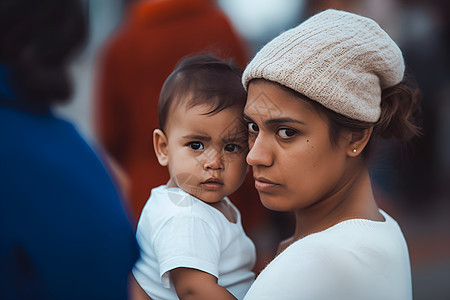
left=244, top=209, right=412, bottom=300
left=133, top=185, right=256, bottom=300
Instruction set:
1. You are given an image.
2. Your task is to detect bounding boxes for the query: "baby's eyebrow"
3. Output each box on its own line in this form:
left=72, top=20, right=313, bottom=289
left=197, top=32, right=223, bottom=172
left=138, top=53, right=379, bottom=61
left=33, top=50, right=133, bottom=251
left=223, top=135, right=248, bottom=144
left=222, top=125, right=248, bottom=143
left=181, top=134, right=211, bottom=141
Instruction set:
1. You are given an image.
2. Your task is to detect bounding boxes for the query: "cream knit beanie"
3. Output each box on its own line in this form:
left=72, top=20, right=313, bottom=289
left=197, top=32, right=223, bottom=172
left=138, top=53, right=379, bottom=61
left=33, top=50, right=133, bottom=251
left=242, top=9, right=405, bottom=122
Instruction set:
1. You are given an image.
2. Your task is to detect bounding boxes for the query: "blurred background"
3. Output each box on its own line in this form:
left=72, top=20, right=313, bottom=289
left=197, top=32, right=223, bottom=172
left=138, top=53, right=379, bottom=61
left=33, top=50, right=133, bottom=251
left=53, top=0, right=449, bottom=299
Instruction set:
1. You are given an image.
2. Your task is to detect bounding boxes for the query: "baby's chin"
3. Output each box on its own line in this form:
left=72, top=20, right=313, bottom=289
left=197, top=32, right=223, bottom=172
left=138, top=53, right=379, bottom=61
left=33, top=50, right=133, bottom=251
left=191, top=190, right=226, bottom=204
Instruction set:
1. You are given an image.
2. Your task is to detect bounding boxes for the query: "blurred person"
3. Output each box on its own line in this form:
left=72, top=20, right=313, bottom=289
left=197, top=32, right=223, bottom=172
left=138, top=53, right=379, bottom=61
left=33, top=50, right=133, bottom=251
left=241, top=9, right=421, bottom=299
left=0, top=0, right=139, bottom=299
left=131, top=55, right=255, bottom=299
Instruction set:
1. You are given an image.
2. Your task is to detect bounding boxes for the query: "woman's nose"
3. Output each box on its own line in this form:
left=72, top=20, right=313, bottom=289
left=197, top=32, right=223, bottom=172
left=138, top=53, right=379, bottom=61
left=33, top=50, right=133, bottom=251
left=246, top=134, right=273, bottom=167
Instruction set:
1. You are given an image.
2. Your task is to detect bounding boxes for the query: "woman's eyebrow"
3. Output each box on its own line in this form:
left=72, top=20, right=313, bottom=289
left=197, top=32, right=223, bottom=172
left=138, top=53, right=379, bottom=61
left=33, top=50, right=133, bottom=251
left=265, top=117, right=306, bottom=126
left=244, top=113, right=305, bottom=126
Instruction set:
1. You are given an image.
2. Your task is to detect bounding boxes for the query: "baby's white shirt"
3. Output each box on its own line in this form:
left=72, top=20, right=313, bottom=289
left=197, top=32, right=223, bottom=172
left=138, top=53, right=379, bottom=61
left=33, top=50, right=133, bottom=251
left=133, top=185, right=256, bottom=300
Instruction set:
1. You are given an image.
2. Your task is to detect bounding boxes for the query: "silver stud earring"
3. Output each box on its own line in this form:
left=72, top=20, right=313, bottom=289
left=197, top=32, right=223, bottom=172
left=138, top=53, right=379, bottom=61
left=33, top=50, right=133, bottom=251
left=352, top=149, right=357, bottom=153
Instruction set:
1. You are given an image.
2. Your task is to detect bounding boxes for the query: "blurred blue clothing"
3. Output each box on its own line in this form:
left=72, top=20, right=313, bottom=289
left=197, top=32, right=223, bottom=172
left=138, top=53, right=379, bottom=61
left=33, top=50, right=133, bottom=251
left=0, top=65, right=140, bottom=299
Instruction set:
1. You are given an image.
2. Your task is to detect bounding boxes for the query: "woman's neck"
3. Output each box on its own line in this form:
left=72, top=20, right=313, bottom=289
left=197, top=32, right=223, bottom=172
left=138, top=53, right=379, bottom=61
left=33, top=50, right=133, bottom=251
left=291, top=166, right=383, bottom=242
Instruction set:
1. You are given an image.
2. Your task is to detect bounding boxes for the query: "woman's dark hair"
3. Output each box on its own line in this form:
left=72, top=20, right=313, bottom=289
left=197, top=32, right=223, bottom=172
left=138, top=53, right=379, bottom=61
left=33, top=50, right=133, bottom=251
left=158, top=54, right=246, bottom=131
left=278, top=71, right=422, bottom=158
left=0, top=0, right=87, bottom=106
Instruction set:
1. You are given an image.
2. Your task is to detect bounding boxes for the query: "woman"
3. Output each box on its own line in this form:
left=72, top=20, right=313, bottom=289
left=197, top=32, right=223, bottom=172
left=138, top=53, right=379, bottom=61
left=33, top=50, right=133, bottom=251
left=0, top=0, right=139, bottom=298
left=242, top=9, right=420, bottom=300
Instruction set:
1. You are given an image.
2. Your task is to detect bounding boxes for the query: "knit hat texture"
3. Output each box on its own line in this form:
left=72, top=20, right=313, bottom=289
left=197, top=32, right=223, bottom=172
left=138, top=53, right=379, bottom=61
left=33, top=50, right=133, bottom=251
left=242, top=9, right=405, bottom=122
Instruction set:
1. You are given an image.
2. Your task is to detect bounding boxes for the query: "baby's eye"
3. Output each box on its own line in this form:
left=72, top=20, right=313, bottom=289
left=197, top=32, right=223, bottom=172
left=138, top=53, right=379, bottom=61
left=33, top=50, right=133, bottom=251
left=224, top=144, right=240, bottom=153
left=277, top=128, right=297, bottom=139
left=247, top=122, right=259, bottom=133
left=188, top=142, right=204, bottom=150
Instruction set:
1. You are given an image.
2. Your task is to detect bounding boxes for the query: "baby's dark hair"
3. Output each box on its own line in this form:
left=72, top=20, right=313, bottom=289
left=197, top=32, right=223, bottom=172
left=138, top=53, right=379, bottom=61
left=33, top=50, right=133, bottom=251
left=158, top=54, right=246, bottom=132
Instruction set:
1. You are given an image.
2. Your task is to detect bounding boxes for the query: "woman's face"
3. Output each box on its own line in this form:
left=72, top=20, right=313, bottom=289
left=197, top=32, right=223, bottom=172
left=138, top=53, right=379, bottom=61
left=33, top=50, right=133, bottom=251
left=244, top=80, right=352, bottom=212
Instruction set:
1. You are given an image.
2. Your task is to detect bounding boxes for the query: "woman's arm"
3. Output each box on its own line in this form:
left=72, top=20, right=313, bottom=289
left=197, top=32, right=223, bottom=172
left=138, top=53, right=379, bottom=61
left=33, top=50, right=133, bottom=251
left=171, top=268, right=236, bottom=300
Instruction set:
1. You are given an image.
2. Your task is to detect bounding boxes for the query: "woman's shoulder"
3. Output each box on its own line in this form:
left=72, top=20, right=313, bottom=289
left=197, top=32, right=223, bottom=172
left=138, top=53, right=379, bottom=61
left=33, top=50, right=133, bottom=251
left=272, top=212, right=407, bottom=271
left=302, top=211, right=400, bottom=244
left=246, top=212, right=411, bottom=300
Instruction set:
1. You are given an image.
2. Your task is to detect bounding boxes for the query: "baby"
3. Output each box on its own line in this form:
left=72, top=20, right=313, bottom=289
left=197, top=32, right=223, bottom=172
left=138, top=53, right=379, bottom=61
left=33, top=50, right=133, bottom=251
left=131, top=55, right=256, bottom=300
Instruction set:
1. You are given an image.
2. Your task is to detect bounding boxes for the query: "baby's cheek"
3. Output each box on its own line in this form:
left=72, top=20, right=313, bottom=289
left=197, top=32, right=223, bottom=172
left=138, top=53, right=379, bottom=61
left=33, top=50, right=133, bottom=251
left=227, top=160, right=247, bottom=185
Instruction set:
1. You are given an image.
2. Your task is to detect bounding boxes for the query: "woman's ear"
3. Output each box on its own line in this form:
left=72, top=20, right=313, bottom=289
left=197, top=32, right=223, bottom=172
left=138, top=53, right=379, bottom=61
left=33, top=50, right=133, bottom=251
left=347, top=127, right=373, bottom=156
left=153, top=129, right=169, bottom=166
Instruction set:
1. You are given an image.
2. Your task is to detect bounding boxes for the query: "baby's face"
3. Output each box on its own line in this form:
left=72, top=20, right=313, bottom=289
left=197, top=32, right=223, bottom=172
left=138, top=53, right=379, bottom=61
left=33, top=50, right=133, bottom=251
left=164, top=103, right=248, bottom=204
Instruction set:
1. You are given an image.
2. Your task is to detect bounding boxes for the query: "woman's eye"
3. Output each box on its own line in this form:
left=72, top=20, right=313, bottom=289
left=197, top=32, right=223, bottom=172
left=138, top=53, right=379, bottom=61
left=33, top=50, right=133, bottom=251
left=224, top=144, right=240, bottom=153
left=188, top=142, right=204, bottom=150
left=247, top=122, right=259, bottom=133
left=278, top=128, right=297, bottom=139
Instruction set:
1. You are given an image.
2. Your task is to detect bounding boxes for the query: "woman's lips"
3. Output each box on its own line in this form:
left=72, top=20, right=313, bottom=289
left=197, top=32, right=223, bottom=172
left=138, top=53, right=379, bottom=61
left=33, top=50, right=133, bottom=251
left=254, top=177, right=280, bottom=192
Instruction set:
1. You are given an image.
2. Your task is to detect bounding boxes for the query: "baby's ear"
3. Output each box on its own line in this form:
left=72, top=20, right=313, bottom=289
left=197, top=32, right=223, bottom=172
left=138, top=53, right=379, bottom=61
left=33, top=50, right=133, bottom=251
left=153, top=129, right=169, bottom=166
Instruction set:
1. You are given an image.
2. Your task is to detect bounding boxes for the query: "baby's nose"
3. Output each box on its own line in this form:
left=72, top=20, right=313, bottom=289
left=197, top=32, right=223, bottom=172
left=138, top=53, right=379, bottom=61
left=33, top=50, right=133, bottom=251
left=203, top=148, right=224, bottom=170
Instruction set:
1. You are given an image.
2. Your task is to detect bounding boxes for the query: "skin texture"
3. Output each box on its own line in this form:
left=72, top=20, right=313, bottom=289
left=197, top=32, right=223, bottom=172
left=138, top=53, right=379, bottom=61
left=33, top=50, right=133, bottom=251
left=152, top=103, right=248, bottom=299
left=244, top=79, right=383, bottom=246
left=129, top=275, right=152, bottom=300
left=171, top=268, right=237, bottom=300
